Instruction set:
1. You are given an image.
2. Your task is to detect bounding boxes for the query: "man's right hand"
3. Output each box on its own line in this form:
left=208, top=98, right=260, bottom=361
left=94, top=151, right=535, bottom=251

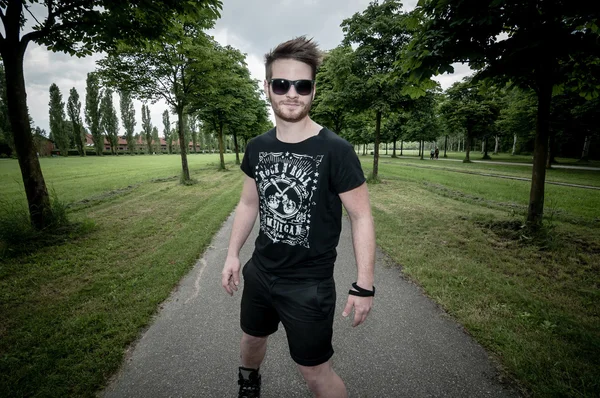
left=221, top=256, right=241, bottom=296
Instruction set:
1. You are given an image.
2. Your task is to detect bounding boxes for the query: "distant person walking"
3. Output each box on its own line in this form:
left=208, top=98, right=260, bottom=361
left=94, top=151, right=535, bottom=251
left=435, top=147, right=439, bottom=160
left=221, top=37, right=376, bottom=398
left=430, top=148, right=435, bottom=160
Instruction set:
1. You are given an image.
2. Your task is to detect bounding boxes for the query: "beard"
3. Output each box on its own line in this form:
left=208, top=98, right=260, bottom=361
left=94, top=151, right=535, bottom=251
left=271, top=96, right=313, bottom=123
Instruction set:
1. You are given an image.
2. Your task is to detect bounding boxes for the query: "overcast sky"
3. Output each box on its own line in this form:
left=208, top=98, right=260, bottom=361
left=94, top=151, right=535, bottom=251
left=21, top=0, right=472, bottom=136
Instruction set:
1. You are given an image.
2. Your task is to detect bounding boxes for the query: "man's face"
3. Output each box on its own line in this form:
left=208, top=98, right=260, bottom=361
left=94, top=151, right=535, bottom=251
left=264, top=59, right=316, bottom=124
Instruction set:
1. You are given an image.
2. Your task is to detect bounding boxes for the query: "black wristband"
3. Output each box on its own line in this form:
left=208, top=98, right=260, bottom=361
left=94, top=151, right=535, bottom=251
left=348, top=282, right=375, bottom=297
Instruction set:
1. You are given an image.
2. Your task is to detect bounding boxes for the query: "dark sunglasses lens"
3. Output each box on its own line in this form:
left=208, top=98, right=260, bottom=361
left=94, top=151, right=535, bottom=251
left=271, top=79, right=290, bottom=95
left=294, top=80, right=313, bottom=95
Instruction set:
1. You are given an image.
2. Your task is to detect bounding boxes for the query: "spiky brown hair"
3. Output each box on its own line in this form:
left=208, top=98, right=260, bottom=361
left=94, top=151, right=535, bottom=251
left=264, top=36, right=323, bottom=81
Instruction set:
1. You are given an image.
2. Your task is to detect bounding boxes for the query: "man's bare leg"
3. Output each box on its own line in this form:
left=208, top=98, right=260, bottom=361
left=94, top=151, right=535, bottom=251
left=297, top=360, right=347, bottom=398
left=240, top=332, right=268, bottom=369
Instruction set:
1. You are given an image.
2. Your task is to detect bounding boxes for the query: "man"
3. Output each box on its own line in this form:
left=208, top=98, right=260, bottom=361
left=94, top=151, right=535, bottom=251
left=221, top=36, right=376, bottom=398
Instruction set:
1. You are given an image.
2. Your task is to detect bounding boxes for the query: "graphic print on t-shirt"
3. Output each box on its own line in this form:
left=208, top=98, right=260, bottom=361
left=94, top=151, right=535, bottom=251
left=255, top=151, right=323, bottom=248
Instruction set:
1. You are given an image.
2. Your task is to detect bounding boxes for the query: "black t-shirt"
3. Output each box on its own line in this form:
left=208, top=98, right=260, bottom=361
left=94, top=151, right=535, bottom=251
left=240, top=127, right=366, bottom=279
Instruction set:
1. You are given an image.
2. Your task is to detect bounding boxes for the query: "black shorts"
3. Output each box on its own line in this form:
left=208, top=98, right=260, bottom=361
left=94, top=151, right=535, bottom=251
left=240, top=259, right=336, bottom=367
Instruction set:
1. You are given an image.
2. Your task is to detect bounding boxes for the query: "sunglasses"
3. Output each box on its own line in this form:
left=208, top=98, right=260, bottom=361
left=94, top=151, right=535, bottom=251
left=269, top=79, right=315, bottom=96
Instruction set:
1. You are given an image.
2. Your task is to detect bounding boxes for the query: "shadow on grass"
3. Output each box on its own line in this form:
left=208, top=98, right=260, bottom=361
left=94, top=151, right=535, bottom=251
left=0, top=193, right=96, bottom=260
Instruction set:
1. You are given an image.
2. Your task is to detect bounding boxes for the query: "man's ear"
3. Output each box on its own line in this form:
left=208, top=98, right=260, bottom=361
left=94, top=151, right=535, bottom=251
left=312, top=83, right=317, bottom=101
left=264, top=80, right=271, bottom=102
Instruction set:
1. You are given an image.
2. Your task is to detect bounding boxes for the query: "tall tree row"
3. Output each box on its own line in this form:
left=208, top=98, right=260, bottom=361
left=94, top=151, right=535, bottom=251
left=120, top=91, right=136, bottom=155
left=141, top=104, right=153, bottom=154
left=48, top=83, right=68, bottom=155
left=85, top=72, right=103, bottom=156
left=99, top=89, right=119, bottom=155
left=67, top=88, right=86, bottom=156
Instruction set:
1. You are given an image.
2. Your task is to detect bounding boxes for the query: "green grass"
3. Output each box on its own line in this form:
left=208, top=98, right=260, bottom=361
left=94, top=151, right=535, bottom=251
left=363, top=157, right=600, bottom=397
left=1, top=153, right=599, bottom=397
left=0, top=155, right=243, bottom=397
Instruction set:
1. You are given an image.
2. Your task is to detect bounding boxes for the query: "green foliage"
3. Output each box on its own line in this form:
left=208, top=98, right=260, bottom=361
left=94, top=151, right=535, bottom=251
left=191, top=44, right=267, bottom=168
left=99, top=88, right=119, bottom=155
left=311, top=45, right=355, bottom=133
left=85, top=72, right=103, bottom=156
left=119, top=90, right=136, bottom=155
left=141, top=104, right=153, bottom=154
left=162, top=110, right=173, bottom=154
left=67, top=87, right=86, bottom=156
left=49, top=83, right=69, bottom=155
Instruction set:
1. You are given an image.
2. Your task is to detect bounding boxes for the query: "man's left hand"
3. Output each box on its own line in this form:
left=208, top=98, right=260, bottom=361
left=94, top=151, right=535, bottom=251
left=342, top=295, right=373, bottom=327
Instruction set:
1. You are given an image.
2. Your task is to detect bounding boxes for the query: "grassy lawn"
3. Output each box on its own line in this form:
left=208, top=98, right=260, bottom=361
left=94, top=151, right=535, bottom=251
left=0, top=154, right=242, bottom=397
left=362, top=157, right=600, bottom=397
left=1, top=153, right=599, bottom=397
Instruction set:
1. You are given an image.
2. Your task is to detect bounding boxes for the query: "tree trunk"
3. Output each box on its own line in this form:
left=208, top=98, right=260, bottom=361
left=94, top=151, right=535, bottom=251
left=527, top=80, right=552, bottom=227
left=443, top=135, right=448, bottom=158
left=400, top=140, right=403, bottom=156
left=512, top=133, right=517, bottom=155
left=392, top=140, right=397, bottom=158
left=581, top=136, right=591, bottom=161
left=494, top=135, right=500, bottom=155
left=385, top=142, right=388, bottom=156
left=482, top=136, right=491, bottom=159
left=464, top=133, right=471, bottom=162
left=420, top=140, right=424, bottom=160
left=1, top=42, right=52, bottom=229
left=217, top=123, right=226, bottom=170
left=177, top=108, right=191, bottom=181
left=371, top=110, right=381, bottom=180
left=233, top=131, right=240, bottom=165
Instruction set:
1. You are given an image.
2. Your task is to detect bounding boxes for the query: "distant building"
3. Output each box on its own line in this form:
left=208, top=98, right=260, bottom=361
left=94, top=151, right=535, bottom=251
left=33, top=135, right=55, bottom=156
left=84, top=133, right=201, bottom=153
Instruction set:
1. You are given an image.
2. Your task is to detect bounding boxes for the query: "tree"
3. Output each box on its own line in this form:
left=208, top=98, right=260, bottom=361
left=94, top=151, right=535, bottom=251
left=440, top=79, right=499, bottom=162
left=311, top=45, right=355, bottom=134
left=66, top=87, right=85, bottom=156
left=188, top=113, right=199, bottom=153
left=495, top=88, right=537, bottom=156
left=120, top=90, right=136, bottom=155
left=98, top=14, right=221, bottom=181
left=141, top=104, right=153, bottom=154
left=163, top=110, right=173, bottom=154
left=152, top=126, right=160, bottom=154
left=48, top=83, right=69, bottom=155
left=85, top=72, right=103, bottom=156
left=100, top=88, right=119, bottom=155
left=341, top=0, right=421, bottom=181
left=0, top=0, right=222, bottom=229
left=192, top=45, right=259, bottom=169
left=403, top=0, right=600, bottom=227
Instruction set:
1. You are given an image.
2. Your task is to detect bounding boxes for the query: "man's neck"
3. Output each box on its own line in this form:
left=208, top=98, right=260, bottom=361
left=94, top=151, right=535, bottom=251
left=275, top=117, right=321, bottom=144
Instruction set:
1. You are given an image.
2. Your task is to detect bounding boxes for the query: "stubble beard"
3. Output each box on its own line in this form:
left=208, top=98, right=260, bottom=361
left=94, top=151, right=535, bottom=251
left=271, top=96, right=313, bottom=123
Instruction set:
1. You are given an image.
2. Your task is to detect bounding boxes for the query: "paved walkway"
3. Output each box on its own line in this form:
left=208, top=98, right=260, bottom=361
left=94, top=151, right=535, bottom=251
left=101, top=215, right=519, bottom=398
left=389, top=155, right=600, bottom=171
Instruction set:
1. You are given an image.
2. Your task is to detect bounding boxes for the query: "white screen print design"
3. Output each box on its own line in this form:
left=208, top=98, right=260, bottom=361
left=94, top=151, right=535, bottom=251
left=255, top=151, right=323, bottom=248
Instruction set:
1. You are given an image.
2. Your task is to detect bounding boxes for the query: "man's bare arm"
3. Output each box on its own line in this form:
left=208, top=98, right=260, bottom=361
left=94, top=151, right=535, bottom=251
left=221, top=176, right=259, bottom=295
left=339, top=182, right=376, bottom=326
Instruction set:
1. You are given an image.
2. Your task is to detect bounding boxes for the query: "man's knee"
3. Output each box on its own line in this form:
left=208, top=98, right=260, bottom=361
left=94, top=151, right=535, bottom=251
left=297, top=360, right=332, bottom=385
left=241, top=332, right=268, bottom=348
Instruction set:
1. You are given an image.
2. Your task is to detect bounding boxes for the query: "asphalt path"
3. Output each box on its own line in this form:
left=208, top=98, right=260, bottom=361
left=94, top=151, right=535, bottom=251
left=101, top=214, right=520, bottom=398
